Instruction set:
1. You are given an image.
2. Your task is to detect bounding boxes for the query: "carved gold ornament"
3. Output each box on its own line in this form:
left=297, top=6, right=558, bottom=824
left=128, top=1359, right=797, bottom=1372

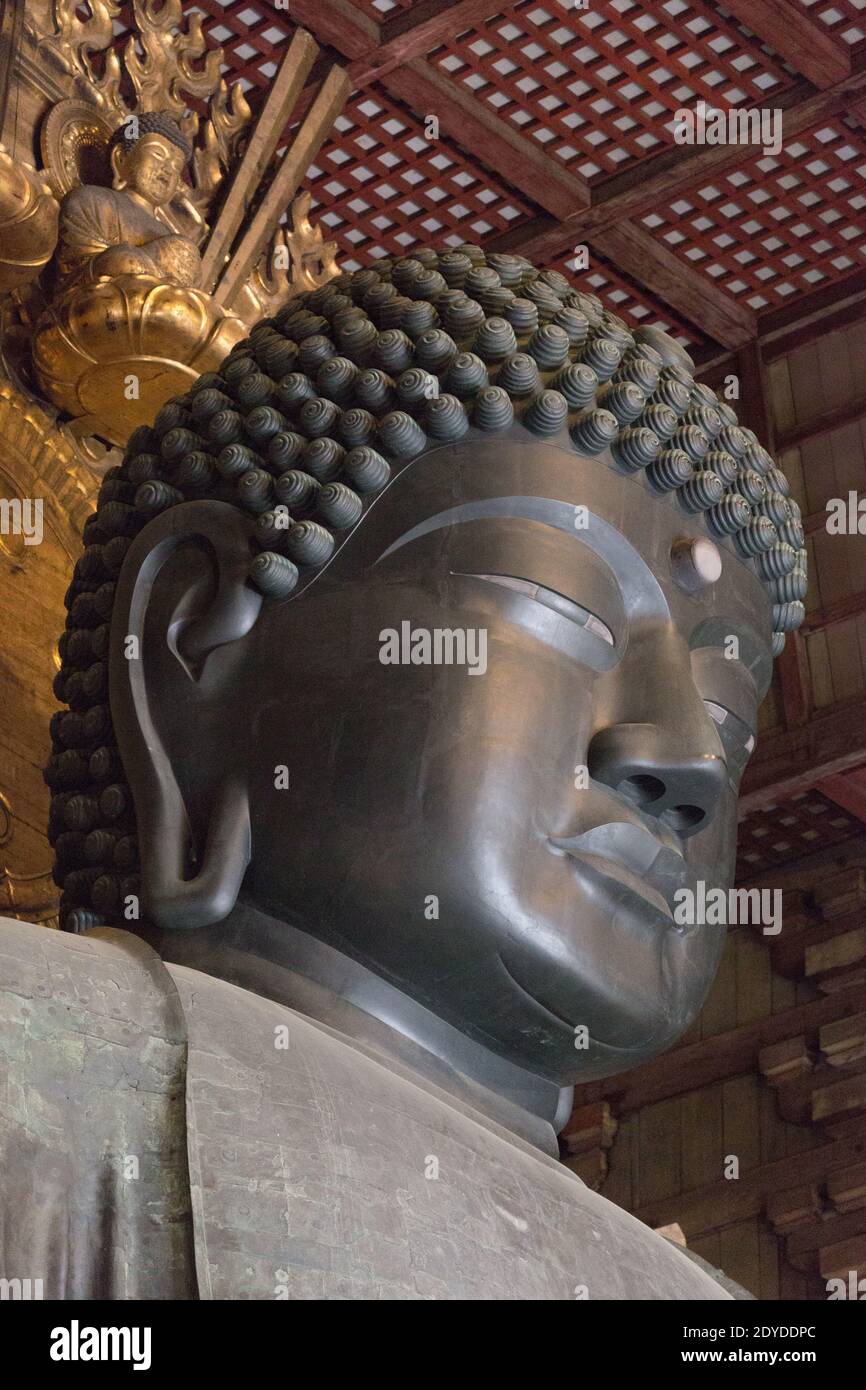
left=0, top=147, right=59, bottom=295
left=40, top=101, right=115, bottom=198
left=4, top=1, right=349, bottom=450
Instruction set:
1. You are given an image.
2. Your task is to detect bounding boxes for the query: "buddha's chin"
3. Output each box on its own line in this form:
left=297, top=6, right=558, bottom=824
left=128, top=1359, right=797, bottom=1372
left=495, top=882, right=717, bottom=1061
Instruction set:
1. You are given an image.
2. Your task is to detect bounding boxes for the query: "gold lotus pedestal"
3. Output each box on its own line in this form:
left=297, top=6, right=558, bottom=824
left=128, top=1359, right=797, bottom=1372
left=0, top=1, right=347, bottom=453
left=32, top=272, right=246, bottom=445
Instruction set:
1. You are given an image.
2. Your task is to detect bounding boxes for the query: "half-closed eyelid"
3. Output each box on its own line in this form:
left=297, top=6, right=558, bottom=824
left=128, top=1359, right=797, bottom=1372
left=456, top=572, right=616, bottom=646
left=704, top=700, right=755, bottom=754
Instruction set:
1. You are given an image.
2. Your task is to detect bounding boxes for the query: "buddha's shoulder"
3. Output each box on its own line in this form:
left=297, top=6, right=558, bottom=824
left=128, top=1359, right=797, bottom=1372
left=60, top=182, right=121, bottom=220
left=0, top=919, right=736, bottom=1299
left=0, top=916, right=184, bottom=1038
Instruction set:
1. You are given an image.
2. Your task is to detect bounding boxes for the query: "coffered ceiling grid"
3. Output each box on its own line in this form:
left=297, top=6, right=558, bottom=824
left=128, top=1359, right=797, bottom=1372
left=429, top=0, right=796, bottom=179
left=737, top=788, right=863, bottom=872
left=793, top=0, right=866, bottom=45
left=305, top=85, right=534, bottom=264
left=640, top=118, right=866, bottom=310
left=108, top=1, right=866, bottom=353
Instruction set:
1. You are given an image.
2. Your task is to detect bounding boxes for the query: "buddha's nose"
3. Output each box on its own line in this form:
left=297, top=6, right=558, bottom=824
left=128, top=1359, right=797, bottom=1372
left=586, top=630, right=728, bottom=837
left=587, top=723, right=727, bottom=837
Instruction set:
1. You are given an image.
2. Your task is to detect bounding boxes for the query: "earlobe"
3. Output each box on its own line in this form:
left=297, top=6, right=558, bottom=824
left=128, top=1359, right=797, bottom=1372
left=110, top=501, right=262, bottom=929
left=110, top=145, right=127, bottom=189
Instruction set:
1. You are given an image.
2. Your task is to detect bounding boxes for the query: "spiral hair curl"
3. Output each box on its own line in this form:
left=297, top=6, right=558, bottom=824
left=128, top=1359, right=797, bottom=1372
left=48, top=245, right=806, bottom=932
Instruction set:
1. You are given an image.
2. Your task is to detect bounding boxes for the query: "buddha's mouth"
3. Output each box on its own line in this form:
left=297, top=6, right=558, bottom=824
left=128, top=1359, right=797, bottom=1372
left=549, top=821, right=698, bottom=928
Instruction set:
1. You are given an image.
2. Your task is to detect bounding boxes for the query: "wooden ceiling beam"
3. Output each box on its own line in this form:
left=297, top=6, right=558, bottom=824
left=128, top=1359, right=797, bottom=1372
left=720, top=0, right=851, bottom=89
left=281, top=0, right=376, bottom=59
left=802, top=590, right=866, bottom=635
left=571, top=987, right=866, bottom=1115
left=776, top=394, right=866, bottom=452
left=740, top=697, right=866, bottom=814
left=635, top=1133, right=866, bottom=1237
left=354, top=0, right=505, bottom=86
left=382, top=60, right=588, bottom=222
left=590, top=221, right=756, bottom=350
left=380, top=0, right=480, bottom=44
left=819, top=771, right=866, bottom=826
left=287, top=0, right=588, bottom=223
left=486, top=55, right=866, bottom=266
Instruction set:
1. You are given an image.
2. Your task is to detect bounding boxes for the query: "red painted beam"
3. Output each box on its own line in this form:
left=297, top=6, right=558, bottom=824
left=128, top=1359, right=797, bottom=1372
left=819, top=771, right=866, bottom=826
left=740, top=698, right=866, bottom=814
left=720, top=0, right=851, bottom=90
left=591, top=222, right=756, bottom=350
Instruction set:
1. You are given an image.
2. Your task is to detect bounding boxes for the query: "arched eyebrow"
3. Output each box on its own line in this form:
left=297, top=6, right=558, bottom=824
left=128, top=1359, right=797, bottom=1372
left=375, top=495, right=669, bottom=621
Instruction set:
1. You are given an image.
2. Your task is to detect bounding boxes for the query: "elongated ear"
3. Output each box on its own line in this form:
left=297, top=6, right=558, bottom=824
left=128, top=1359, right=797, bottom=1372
left=109, top=142, right=128, bottom=188
left=109, top=500, right=263, bottom=930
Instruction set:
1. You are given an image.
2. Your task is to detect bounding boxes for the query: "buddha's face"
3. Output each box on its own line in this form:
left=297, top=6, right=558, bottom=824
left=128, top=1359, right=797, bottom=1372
left=113, top=133, right=185, bottom=209
left=127, top=435, right=773, bottom=1085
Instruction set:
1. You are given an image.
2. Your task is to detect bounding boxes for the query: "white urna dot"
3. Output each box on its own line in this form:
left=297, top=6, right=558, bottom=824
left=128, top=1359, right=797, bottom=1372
left=671, top=536, right=722, bottom=592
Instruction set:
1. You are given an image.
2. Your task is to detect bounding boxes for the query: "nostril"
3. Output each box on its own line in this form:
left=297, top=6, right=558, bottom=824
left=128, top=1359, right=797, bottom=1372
left=618, top=774, right=665, bottom=807
left=661, top=804, right=705, bottom=834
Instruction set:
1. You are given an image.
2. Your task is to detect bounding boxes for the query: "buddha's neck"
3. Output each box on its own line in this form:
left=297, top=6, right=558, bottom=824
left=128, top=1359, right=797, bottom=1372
left=147, top=898, right=572, bottom=1159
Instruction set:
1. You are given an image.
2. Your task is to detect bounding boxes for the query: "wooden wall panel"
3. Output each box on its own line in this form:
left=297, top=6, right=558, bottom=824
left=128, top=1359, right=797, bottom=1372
left=736, top=933, right=772, bottom=1027
left=757, top=673, right=783, bottom=734
left=760, top=1088, right=787, bottom=1167
left=777, top=444, right=806, bottom=513
left=637, top=1098, right=682, bottom=1206
left=784, top=343, right=826, bottom=430
left=811, top=526, right=853, bottom=610
left=681, top=1086, right=724, bottom=1192
left=603, top=1113, right=635, bottom=1213
left=719, top=1219, right=762, bottom=1296
left=722, top=1074, right=762, bottom=1176
left=806, top=629, right=835, bottom=709
left=815, top=332, right=856, bottom=416
left=767, top=358, right=795, bottom=436
left=772, top=320, right=866, bottom=437
left=759, top=1227, right=780, bottom=1301
left=825, top=619, right=866, bottom=702
left=698, top=931, right=738, bottom=1040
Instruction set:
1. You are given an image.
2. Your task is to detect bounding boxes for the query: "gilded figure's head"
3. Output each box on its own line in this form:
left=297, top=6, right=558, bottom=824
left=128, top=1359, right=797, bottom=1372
left=109, top=112, right=192, bottom=209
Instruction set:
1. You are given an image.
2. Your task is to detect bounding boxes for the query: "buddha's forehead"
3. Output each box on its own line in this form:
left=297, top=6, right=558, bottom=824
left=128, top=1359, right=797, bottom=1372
left=311, top=433, right=773, bottom=656
left=128, top=134, right=183, bottom=160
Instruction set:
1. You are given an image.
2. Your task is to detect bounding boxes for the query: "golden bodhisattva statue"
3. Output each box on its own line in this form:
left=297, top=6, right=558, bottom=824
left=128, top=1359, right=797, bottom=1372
left=55, top=113, right=203, bottom=291
left=32, top=111, right=246, bottom=446
left=0, top=2, right=346, bottom=454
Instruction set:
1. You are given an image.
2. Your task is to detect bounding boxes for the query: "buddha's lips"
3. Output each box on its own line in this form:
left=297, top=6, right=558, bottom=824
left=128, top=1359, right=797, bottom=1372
left=549, top=821, right=699, bottom=927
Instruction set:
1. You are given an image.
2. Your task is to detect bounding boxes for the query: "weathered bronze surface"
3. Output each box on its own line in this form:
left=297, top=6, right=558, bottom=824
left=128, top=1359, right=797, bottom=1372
left=0, top=9, right=793, bottom=1302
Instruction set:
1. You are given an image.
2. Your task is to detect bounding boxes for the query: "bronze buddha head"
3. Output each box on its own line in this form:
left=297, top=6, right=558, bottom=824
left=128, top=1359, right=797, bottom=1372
left=48, top=248, right=805, bottom=1096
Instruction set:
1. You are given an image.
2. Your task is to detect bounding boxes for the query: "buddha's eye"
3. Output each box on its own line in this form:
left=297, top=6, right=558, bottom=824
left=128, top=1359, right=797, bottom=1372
left=458, top=572, right=615, bottom=646
left=704, top=700, right=755, bottom=784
